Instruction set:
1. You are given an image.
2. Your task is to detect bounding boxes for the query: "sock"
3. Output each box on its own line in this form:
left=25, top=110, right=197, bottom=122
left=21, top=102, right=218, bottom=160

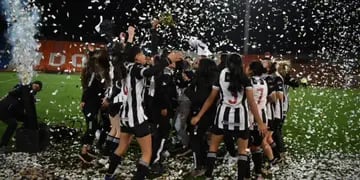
left=106, top=135, right=115, bottom=142
left=107, top=153, right=122, bottom=175
left=111, top=137, right=120, bottom=152
left=270, top=142, right=280, bottom=159
left=104, top=135, right=115, bottom=155
left=237, top=154, right=250, bottom=180
left=251, top=149, right=263, bottom=175
left=133, top=159, right=149, bottom=180
left=205, top=152, right=217, bottom=177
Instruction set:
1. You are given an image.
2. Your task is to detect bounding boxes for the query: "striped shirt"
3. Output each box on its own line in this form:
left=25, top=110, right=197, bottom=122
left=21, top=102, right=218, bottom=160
left=273, top=73, right=284, bottom=120
left=283, top=83, right=290, bottom=115
left=120, top=58, right=170, bottom=128
left=262, top=74, right=275, bottom=122
left=249, top=76, right=268, bottom=129
left=213, top=68, right=252, bottom=131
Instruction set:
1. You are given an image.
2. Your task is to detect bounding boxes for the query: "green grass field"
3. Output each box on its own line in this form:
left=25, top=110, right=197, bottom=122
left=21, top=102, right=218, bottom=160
left=0, top=72, right=359, bottom=156
left=0, top=72, right=84, bottom=134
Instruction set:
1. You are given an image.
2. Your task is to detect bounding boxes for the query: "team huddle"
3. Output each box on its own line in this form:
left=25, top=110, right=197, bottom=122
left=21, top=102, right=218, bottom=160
left=79, top=24, right=295, bottom=180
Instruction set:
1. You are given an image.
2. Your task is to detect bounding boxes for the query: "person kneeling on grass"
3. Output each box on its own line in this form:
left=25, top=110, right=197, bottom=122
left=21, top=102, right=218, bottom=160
left=0, top=80, right=42, bottom=153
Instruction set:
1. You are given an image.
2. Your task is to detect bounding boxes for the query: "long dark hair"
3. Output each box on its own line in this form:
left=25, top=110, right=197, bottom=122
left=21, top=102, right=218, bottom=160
left=81, top=49, right=111, bottom=88
left=112, top=59, right=127, bottom=81
left=226, top=53, right=247, bottom=93
left=111, top=42, right=127, bottom=81
left=249, top=61, right=267, bottom=76
left=217, top=53, right=228, bottom=71
left=197, top=58, right=218, bottom=79
left=268, top=62, right=277, bottom=74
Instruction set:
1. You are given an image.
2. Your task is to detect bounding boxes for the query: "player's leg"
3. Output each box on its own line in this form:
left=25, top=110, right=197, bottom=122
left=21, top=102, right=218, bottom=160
left=105, top=132, right=132, bottom=178
left=205, top=128, right=224, bottom=178
left=237, top=130, right=250, bottom=180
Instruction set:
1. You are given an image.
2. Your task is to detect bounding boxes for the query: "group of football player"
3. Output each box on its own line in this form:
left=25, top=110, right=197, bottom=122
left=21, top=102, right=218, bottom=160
left=78, top=21, right=294, bottom=180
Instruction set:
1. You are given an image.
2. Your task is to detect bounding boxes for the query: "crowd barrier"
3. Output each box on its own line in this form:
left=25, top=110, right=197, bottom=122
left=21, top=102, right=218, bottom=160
left=36, top=40, right=105, bottom=73
left=5, top=40, right=358, bottom=88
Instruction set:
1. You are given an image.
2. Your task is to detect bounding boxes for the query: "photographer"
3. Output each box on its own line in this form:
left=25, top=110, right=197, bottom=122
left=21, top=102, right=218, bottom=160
left=0, top=81, right=42, bottom=152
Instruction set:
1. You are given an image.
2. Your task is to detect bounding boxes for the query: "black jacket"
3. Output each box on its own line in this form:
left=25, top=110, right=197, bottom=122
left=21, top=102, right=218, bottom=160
left=186, top=72, right=218, bottom=112
left=154, top=67, right=178, bottom=111
left=0, top=84, right=36, bottom=123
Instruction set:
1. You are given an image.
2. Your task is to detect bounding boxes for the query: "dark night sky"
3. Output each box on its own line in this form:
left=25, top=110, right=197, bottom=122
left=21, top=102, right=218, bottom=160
left=1, top=0, right=359, bottom=58
left=33, top=0, right=317, bottom=53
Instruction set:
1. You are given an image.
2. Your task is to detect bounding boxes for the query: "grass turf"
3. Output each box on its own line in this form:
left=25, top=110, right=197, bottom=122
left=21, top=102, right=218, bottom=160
left=0, top=72, right=83, bottom=133
left=0, top=72, right=359, bottom=156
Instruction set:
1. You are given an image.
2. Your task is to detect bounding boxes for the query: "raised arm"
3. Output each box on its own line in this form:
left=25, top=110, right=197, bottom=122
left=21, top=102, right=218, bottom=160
left=139, top=51, right=183, bottom=78
left=127, top=26, right=135, bottom=44
left=150, top=19, right=161, bottom=56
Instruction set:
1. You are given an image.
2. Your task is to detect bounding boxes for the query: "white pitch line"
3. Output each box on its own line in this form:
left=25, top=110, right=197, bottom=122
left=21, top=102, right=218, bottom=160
left=0, top=78, right=18, bottom=83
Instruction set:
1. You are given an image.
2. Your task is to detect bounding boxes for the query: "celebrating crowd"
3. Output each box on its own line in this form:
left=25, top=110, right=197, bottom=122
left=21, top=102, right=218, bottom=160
left=78, top=21, right=295, bottom=180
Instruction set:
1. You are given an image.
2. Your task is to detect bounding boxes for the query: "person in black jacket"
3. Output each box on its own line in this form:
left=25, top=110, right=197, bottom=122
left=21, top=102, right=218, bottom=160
left=79, top=47, right=111, bottom=163
left=149, top=54, right=178, bottom=174
left=0, top=80, right=42, bottom=152
left=186, top=58, right=218, bottom=176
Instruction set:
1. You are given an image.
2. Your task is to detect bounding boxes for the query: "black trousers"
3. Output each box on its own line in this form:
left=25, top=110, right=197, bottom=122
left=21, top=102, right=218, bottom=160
left=0, top=97, right=23, bottom=147
left=150, top=106, right=172, bottom=164
left=0, top=117, right=18, bottom=147
left=189, top=109, right=214, bottom=168
left=81, top=103, right=101, bottom=146
left=272, top=118, right=285, bottom=153
left=97, top=109, right=111, bottom=149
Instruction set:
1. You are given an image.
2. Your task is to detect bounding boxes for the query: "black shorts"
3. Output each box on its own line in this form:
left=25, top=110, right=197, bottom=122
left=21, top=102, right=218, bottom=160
left=249, top=130, right=263, bottom=147
left=121, top=121, right=152, bottom=138
left=210, top=126, right=249, bottom=140
left=109, top=102, right=121, bottom=117
left=268, top=120, right=275, bottom=131
left=269, top=118, right=281, bottom=131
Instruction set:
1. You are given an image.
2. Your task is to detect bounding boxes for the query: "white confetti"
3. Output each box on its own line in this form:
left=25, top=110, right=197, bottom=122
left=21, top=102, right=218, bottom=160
left=2, top=0, right=41, bottom=85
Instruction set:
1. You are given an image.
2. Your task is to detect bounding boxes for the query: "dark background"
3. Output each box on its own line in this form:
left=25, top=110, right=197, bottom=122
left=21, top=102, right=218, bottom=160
left=1, top=0, right=359, bottom=58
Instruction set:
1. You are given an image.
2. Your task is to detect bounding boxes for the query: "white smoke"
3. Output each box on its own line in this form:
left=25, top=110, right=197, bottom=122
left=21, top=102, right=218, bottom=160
left=2, top=0, right=41, bottom=85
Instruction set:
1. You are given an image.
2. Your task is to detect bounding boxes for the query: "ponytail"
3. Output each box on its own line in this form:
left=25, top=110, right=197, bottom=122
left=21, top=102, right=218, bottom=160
left=226, top=53, right=247, bottom=93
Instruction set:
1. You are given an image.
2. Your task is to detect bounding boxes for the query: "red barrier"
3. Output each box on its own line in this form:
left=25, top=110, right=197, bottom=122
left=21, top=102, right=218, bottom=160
left=35, top=40, right=289, bottom=73
left=36, top=40, right=105, bottom=73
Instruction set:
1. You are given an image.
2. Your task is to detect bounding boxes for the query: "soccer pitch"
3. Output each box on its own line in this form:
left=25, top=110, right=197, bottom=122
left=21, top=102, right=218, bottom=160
left=0, top=72, right=359, bottom=156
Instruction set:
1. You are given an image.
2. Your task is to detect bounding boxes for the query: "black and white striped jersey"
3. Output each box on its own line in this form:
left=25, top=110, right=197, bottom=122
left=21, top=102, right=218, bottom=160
left=262, top=74, right=275, bottom=122
left=112, top=79, right=128, bottom=104
left=249, top=76, right=268, bottom=129
left=212, top=68, right=252, bottom=131
left=283, top=83, right=290, bottom=114
left=120, top=58, right=170, bottom=128
left=273, top=73, right=284, bottom=120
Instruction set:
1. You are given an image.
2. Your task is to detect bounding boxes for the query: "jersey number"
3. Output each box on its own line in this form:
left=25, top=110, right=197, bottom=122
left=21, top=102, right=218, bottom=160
left=257, top=88, right=264, bottom=104
left=123, top=86, right=128, bottom=95
left=228, top=92, right=238, bottom=104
